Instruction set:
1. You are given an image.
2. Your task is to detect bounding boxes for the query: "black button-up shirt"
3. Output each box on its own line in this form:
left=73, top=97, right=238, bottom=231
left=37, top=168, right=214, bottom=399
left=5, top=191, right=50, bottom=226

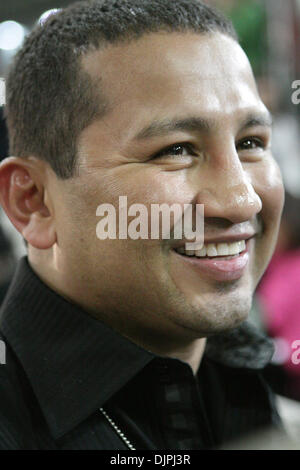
left=0, top=258, right=280, bottom=450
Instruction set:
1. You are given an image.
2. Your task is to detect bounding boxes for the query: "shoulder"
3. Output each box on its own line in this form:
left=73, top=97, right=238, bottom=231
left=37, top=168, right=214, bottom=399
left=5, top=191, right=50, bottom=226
left=0, top=334, right=38, bottom=449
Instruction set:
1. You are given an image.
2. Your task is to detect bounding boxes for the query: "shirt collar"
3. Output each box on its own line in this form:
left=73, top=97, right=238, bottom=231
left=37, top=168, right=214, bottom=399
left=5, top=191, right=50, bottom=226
left=0, top=258, right=154, bottom=438
left=0, top=257, right=274, bottom=439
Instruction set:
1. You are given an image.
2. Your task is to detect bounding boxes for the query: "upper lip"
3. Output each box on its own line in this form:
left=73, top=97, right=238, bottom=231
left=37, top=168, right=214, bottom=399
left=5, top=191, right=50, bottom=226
left=173, top=233, right=257, bottom=249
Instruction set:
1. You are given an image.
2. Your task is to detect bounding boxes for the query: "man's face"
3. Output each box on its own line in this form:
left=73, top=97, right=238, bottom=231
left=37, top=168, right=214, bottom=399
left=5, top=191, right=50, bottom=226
left=48, top=32, right=284, bottom=343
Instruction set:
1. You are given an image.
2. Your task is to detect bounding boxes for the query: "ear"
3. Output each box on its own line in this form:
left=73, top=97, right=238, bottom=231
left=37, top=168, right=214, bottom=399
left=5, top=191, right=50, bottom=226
left=0, top=157, right=57, bottom=249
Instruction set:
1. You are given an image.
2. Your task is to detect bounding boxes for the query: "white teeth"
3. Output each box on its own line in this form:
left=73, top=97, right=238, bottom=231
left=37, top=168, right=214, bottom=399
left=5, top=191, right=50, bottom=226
left=195, top=246, right=207, bottom=257
left=238, top=240, right=246, bottom=252
left=176, top=239, right=246, bottom=258
left=227, top=242, right=240, bottom=255
left=185, top=250, right=195, bottom=256
left=227, top=240, right=246, bottom=256
left=217, top=243, right=229, bottom=256
left=206, top=244, right=218, bottom=257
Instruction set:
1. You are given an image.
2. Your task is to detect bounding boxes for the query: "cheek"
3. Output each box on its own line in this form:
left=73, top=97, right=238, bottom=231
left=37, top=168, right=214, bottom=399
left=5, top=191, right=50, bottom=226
left=251, top=158, right=284, bottom=230
left=245, top=159, right=284, bottom=284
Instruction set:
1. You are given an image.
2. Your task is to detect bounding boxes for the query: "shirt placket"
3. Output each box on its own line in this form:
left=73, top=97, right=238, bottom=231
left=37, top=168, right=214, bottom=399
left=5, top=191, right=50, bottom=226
left=153, top=358, right=213, bottom=450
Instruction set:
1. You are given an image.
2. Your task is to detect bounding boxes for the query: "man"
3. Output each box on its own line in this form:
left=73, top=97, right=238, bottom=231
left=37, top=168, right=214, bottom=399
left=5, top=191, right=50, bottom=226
left=0, top=0, right=284, bottom=450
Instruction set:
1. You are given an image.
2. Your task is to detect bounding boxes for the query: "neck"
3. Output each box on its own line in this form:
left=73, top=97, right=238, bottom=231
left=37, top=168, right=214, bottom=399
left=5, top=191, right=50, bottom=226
left=118, top=328, right=207, bottom=375
left=162, top=338, right=207, bottom=375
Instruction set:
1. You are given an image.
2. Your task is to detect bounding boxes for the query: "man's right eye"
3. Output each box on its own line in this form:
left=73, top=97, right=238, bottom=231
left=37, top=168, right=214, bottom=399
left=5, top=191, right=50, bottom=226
left=152, top=143, right=196, bottom=159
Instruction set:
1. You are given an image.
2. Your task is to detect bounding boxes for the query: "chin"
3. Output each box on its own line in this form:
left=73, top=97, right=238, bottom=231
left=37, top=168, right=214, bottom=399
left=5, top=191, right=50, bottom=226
left=174, top=291, right=252, bottom=338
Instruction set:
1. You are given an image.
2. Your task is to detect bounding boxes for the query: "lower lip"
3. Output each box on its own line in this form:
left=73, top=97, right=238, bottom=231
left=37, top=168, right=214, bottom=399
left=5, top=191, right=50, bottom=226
left=173, top=240, right=250, bottom=282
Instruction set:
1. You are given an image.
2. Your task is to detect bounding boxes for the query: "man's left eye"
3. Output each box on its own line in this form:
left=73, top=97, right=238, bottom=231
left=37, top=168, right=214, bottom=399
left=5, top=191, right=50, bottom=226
left=237, top=138, right=265, bottom=151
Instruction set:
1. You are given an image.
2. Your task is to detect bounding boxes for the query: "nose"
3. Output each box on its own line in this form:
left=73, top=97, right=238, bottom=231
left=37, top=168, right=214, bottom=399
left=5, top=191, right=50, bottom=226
left=195, top=159, right=262, bottom=225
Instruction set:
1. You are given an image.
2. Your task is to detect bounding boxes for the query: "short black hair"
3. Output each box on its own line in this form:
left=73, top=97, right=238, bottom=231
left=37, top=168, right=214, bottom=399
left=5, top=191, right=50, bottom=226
left=6, top=0, right=237, bottom=179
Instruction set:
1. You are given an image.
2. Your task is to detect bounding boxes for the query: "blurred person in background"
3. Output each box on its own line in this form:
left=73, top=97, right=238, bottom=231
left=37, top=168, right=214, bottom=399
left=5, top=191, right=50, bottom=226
left=256, top=192, right=300, bottom=402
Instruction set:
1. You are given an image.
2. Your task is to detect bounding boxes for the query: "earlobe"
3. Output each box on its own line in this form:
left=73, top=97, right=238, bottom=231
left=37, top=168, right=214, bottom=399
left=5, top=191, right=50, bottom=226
left=0, top=157, right=57, bottom=249
left=22, top=213, right=57, bottom=249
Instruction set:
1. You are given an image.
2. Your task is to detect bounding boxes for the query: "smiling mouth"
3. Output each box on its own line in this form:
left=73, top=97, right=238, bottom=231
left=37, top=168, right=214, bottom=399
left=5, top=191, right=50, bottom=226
left=173, top=239, right=251, bottom=281
left=174, top=240, right=246, bottom=259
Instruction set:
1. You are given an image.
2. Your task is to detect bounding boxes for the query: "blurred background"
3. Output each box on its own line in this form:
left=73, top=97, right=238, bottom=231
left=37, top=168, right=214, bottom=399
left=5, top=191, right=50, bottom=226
left=0, top=0, right=300, bottom=444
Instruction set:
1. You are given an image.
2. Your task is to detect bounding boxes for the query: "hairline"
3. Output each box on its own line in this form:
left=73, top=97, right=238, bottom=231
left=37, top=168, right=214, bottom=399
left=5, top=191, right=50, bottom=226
left=6, top=2, right=238, bottom=180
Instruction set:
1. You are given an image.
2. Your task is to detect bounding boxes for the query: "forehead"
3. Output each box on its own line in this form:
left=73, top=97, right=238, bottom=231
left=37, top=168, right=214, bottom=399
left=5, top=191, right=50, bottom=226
left=81, top=32, right=265, bottom=139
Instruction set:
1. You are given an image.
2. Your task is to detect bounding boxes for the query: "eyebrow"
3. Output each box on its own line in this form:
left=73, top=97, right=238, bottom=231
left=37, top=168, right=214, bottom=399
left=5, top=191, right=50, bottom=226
left=134, top=112, right=273, bottom=140
left=240, top=113, right=273, bottom=131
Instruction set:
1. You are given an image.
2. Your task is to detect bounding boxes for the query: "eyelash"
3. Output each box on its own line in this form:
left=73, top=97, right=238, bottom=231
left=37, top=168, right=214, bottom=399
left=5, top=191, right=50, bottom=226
left=152, top=143, right=196, bottom=159
left=237, top=137, right=267, bottom=151
left=152, top=137, right=267, bottom=159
